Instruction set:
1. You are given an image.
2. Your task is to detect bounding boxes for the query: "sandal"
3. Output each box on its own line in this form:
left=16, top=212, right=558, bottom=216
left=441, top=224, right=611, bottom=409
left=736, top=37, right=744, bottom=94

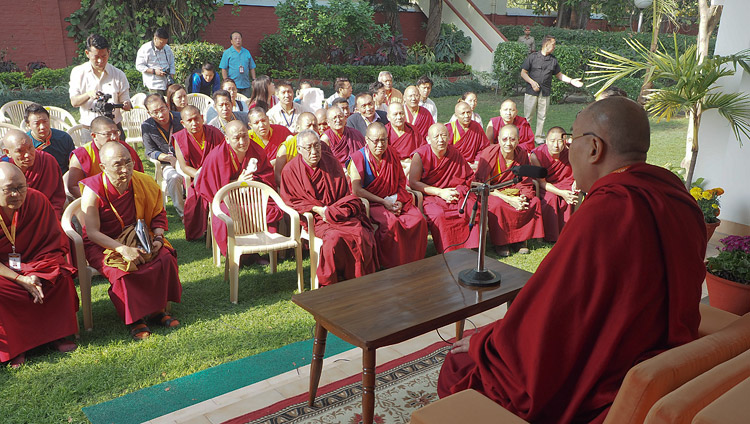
left=494, top=245, right=510, bottom=257
left=9, top=352, right=25, bottom=368
left=130, top=320, right=151, bottom=340
left=151, top=311, right=180, bottom=328
left=50, top=338, right=78, bottom=353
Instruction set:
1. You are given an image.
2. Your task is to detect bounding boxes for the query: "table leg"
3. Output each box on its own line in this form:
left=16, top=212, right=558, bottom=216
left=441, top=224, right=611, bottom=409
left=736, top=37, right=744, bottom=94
left=308, top=322, right=328, bottom=406
left=362, top=348, right=376, bottom=424
left=456, top=320, right=465, bottom=340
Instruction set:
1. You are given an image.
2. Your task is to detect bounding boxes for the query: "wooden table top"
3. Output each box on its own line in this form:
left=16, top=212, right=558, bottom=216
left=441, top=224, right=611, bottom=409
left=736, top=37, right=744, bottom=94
left=292, top=249, right=532, bottom=349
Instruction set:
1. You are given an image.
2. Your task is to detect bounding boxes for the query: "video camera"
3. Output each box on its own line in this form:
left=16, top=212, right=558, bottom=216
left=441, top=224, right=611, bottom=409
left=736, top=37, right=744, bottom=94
left=92, top=91, right=124, bottom=120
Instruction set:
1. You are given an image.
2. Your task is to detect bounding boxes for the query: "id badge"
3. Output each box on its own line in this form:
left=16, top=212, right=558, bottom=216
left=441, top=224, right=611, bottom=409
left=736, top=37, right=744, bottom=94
left=239, top=66, right=245, bottom=74
left=9, top=253, right=21, bottom=271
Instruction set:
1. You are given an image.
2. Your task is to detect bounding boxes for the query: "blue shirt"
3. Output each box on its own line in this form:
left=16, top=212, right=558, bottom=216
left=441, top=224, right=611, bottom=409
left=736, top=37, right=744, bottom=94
left=219, top=47, right=256, bottom=90
left=26, top=128, right=75, bottom=174
left=190, top=72, right=220, bottom=96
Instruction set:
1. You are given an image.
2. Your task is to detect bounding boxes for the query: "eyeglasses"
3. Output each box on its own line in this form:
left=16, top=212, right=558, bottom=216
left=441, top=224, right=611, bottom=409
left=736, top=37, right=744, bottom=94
left=299, top=143, right=322, bottom=153
left=106, top=160, right=134, bottom=171
left=500, top=136, right=518, bottom=142
left=568, top=132, right=605, bottom=144
left=1, top=185, right=27, bottom=195
left=94, top=130, right=121, bottom=138
left=365, top=137, right=387, bottom=146
left=149, top=106, right=169, bottom=116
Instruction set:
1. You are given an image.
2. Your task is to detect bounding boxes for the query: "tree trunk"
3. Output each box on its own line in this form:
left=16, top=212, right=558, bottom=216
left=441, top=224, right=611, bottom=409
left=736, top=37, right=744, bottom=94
left=425, top=0, right=442, bottom=48
left=557, top=1, right=572, bottom=28
left=685, top=107, right=702, bottom=189
left=574, top=1, right=591, bottom=30
left=386, top=10, right=402, bottom=37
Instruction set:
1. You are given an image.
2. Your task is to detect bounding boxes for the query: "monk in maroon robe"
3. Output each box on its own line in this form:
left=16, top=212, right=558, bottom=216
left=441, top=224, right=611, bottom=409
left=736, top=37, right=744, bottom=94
left=486, top=99, right=535, bottom=151
left=174, top=106, right=226, bottom=240
left=403, top=85, right=435, bottom=139
left=81, top=143, right=181, bottom=340
left=2, top=130, right=66, bottom=219
left=475, top=125, right=544, bottom=256
left=66, top=116, right=144, bottom=198
left=194, top=120, right=283, bottom=257
left=386, top=102, right=426, bottom=178
left=530, top=126, right=578, bottom=242
left=248, top=107, right=292, bottom=164
left=281, top=130, right=377, bottom=286
left=409, top=124, right=479, bottom=253
left=438, top=98, right=707, bottom=424
left=321, top=106, right=365, bottom=165
left=349, top=123, right=427, bottom=268
left=447, top=101, right=490, bottom=166
left=0, top=163, right=78, bottom=367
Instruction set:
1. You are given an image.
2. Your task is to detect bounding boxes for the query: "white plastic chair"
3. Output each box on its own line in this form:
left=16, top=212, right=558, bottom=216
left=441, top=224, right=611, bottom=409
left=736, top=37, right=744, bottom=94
left=300, top=88, right=325, bottom=112
left=0, top=122, right=21, bottom=139
left=67, top=124, right=91, bottom=147
left=121, top=107, right=149, bottom=146
left=176, top=162, right=215, bottom=257
left=130, top=93, right=147, bottom=108
left=0, top=100, right=35, bottom=126
left=212, top=181, right=303, bottom=302
left=44, top=106, right=77, bottom=130
left=187, top=93, right=214, bottom=120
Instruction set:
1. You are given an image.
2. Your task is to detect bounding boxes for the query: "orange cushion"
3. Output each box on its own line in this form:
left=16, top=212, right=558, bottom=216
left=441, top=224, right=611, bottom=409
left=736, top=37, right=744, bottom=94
left=604, top=312, right=750, bottom=424
left=411, top=389, right=529, bottom=424
left=692, top=376, right=750, bottom=424
left=698, top=303, right=740, bottom=337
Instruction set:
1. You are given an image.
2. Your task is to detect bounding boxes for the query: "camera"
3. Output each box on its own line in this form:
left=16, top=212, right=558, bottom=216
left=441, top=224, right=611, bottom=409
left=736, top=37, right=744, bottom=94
left=92, top=91, right=124, bottom=119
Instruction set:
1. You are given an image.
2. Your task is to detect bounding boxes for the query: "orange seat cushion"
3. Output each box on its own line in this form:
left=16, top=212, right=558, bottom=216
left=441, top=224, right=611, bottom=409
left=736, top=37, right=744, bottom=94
left=411, top=389, right=529, bottom=424
left=692, top=376, right=750, bottom=424
left=698, top=303, right=740, bottom=337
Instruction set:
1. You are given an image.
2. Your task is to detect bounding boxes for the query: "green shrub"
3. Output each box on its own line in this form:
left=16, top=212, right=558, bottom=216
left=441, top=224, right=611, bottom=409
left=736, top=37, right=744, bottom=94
left=258, top=33, right=290, bottom=71
left=435, top=23, right=472, bottom=63
left=269, top=63, right=471, bottom=84
left=493, top=41, right=528, bottom=96
left=28, top=67, right=72, bottom=89
left=0, top=72, right=29, bottom=89
left=124, top=68, right=144, bottom=92
left=172, top=42, right=225, bottom=88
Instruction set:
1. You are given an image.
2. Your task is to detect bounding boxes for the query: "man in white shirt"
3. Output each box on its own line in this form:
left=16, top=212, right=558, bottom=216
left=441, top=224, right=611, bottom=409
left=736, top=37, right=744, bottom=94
left=267, top=82, right=310, bottom=133
left=135, top=28, right=175, bottom=96
left=69, top=34, right=132, bottom=128
left=416, top=75, right=438, bottom=123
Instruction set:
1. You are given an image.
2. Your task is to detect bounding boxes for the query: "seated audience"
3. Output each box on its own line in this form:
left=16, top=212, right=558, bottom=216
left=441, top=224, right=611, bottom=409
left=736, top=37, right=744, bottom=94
left=188, top=63, right=220, bottom=96
left=385, top=102, right=426, bottom=174
left=449, top=92, right=483, bottom=127
left=402, top=85, right=435, bottom=139
left=320, top=106, right=365, bottom=166
left=370, top=81, right=388, bottom=112
left=416, top=75, right=438, bottom=122
left=267, top=82, right=311, bottom=133
left=274, top=112, right=320, bottom=187
left=446, top=101, right=490, bottom=167
left=486, top=99, right=534, bottom=151
left=205, top=78, right=247, bottom=123
left=247, top=107, right=292, bottom=165
left=378, top=71, right=403, bottom=106
left=325, top=77, right=355, bottom=112
left=207, top=89, right=249, bottom=134
left=346, top=92, right=388, bottom=136
left=166, top=84, right=188, bottom=113
left=23, top=103, right=76, bottom=173
left=247, top=75, right=277, bottom=110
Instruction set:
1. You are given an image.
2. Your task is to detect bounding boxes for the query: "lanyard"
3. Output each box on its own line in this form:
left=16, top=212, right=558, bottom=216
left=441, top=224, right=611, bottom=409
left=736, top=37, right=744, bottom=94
left=0, top=210, right=18, bottom=253
left=219, top=113, right=236, bottom=132
left=102, top=174, right=126, bottom=230
left=281, top=108, right=296, bottom=128
left=155, top=116, right=174, bottom=148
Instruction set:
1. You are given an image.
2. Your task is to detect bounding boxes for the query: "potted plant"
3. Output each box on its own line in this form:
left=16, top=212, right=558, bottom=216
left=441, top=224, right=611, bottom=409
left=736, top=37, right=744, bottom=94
left=688, top=181, right=723, bottom=241
left=706, top=235, right=750, bottom=315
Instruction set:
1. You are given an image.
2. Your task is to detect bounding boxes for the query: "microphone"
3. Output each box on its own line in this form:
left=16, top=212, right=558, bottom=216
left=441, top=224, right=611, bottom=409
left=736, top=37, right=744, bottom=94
left=458, top=189, right=471, bottom=214
left=510, top=165, right=547, bottom=179
left=468, top=199, right=479, bottom=230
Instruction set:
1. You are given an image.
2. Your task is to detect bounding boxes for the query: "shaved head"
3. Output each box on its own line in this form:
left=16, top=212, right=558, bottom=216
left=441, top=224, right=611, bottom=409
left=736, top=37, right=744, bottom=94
left=225, top=119, right=248, bottom=138
left=296, top=112, right=317, bottom=133
left=99, top=141, right=129, bottom=162
left=0, top=161, right=26, bottom=211
left=2, top=129, right=32, bottom=150
left=0, top=161, right=24, bottom=181
left=2, top=129, right=36, bottom=171
left=181, top=105, right=201, bottom=119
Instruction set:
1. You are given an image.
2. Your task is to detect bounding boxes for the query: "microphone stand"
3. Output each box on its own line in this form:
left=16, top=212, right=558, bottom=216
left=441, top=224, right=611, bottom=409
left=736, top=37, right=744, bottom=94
left=458, top=176, right=522, bottom=287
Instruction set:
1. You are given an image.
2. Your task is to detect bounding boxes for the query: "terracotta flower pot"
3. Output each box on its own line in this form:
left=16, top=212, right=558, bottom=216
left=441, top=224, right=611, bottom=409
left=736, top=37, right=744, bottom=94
left=705, top=219, right=721, bottom=242
left=706, top=271, right=750, bottom=315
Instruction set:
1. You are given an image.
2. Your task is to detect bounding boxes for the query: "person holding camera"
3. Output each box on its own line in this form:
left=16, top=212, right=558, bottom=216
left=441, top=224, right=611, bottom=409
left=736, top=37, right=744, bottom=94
left=135, top=28, right=175, bottom=96
left=69, top=34, right=132, bottom=128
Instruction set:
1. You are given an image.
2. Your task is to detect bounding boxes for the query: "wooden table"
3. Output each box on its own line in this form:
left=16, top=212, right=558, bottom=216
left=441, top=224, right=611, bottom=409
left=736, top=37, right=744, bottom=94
left=291, top=249, right=532, bottom=424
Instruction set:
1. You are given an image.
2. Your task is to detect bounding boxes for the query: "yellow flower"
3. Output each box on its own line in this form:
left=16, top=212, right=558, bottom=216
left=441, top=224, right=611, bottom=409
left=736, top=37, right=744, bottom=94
left=702, top=191, right=714, bottom=200
left=712, top=204, right=719, bottom=209
left=690, top=187, right=702, bottom=200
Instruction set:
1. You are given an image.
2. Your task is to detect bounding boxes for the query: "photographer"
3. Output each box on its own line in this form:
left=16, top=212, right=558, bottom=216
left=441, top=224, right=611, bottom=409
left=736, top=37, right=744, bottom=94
left=69, top=34, right=132, bottom=129
left=135, top=28, right=175, bottom=96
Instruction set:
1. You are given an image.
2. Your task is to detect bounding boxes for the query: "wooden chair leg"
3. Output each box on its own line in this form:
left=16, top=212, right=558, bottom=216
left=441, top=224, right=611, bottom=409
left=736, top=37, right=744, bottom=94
left=270, top=250, right=277, bottom=273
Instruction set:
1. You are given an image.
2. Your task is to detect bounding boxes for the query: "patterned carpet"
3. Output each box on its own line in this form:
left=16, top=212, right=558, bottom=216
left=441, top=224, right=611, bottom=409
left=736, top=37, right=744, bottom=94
left=223, top=341, right=452, bottom=424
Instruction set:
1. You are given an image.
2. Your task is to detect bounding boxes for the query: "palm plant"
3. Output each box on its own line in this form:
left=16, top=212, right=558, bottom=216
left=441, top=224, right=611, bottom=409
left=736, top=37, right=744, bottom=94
left=586, top=36, right=750, bottom=188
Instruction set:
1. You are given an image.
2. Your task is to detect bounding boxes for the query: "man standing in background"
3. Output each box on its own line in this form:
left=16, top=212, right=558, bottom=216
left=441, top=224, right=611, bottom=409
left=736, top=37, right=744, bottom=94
left=220, top=31, right=256, bottom=98
left=135, top=28, right=175, bottom=96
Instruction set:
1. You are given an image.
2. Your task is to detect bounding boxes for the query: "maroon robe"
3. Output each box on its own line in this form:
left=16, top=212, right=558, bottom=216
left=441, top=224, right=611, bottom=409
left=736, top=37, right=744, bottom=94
left=412, top=144, right=479, bottom=253
left=405, top=106, right=434, bottom=139
left=446, top=121, right=490, bottom=163
left=173, top=125, right=225, bottom=240
left=0, top=189, right=78, bottom=362
left=533, top=144, right=575, bottom=242
left=385, top=122, right=426, bottom=160
left=195, top=142, right=282, bottom=256
left=475, top=145, right=544, bottom=246
left=280, top=151, right=377, bottom=286
left=4, top=150, right=66, bottom=219
left=438, top=163, right=706, bottom=424
left=350, top=145, right=428, bottom=268
left=324, top=127, right=365, bottom=165
left=71, top=140, right=144, bottom=176
left=489, top=116, right=535, bottom=151
left=252, top=124, right=292, bottom=162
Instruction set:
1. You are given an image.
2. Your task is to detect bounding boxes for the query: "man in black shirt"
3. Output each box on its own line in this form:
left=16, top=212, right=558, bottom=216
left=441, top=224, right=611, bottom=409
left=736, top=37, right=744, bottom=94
left=142, top=94, right=185, bottom=217
left=520, top=35, right=583, bottom=144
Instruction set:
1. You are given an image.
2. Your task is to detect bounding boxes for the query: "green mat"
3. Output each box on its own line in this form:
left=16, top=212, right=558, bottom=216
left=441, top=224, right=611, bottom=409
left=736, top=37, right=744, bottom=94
left=82, top=334, right=354, bottom=424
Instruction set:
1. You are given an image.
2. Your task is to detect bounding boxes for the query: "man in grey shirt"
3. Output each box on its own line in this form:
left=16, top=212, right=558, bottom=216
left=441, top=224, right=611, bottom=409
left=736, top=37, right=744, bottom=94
left=207, top=90, right=249, bottom=135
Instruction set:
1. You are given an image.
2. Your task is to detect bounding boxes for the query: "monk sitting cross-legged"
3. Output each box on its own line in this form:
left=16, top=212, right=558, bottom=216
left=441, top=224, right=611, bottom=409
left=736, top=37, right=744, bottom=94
left=409, top=123, right=479, bottom=254
left=438, top=97, right=707, bottom=423
left=280, top=130, right=377, bottom=286
left=320, top=106, right=365, bottom=166
left=80, top=142, right=182, bottom=340
left=349, top=122, right=428, bottom=269
left=173, top=105, right=225, bottom=240
left=446, top=101, right=490, bottom=169
left=486, top=99, right=535, bottom=151
left=385, top=102, right=426, bottom=174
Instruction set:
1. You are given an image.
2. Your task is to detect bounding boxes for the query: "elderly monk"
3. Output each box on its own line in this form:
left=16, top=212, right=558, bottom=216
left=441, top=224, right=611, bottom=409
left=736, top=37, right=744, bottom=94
left=81, top=142, right=181, bottom=340
left=173, top=105, right=226, bottom=240
left=275, top=112, right=318, bottom=187
left=385, top=102, right=426, bottom=167
left=378, top=71, right=403, bottom=106
left=66, top=116, right=144, bottom=198
left=402, top=85, right=435, bottom=139
left=2, top=130, right=66, bottom=219
left=486, top=99, right=535, bottom=151
left=207, top=89, right=249, bottom=135
left=530, top=126, right=578, bottom=242
left=320, top=106, right=365, bottom=166
left=195, top=120, right=282, bottom=257
left=280, top=130, right=377, bottom=286
left=474, top=125, right=544, bottom=256
left=438, top=97, right=707, bottom=423
left=0, top=163, right=78, bottom=367
left=314, top=108, right=329, bottom=136
left=349, top=123, right=427, bottom=268
left=447, top=101, right=490, bottom=167
left=248, top=107, right=292, bottom=165
left=409, top=124, right=479, bottom=253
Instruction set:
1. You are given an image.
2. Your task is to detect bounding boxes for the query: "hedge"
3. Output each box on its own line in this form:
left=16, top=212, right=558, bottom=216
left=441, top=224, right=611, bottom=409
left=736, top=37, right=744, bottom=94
left=0, top=66, right=144, bottom=92
left=172, top=42, right=225, bottom=88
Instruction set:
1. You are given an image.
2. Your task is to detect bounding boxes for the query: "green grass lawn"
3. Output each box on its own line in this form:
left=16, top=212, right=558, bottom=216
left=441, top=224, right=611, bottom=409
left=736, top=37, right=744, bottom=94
left=0, top=92, right=690, bottom=423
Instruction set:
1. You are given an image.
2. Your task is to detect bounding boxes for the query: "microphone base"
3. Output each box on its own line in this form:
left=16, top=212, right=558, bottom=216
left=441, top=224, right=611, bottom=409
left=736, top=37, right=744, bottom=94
left=458, top=268, right=502, bottom=287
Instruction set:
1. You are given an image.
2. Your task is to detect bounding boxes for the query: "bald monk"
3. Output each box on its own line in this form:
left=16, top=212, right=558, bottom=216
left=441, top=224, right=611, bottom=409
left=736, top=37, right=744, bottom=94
left=530, top=126, right=578, bottom=242
left=349, top=123, right=428, bottom=268
left=2, top=130, right=66, bottom=219
left=81, top=142, right=181, bottom=340
left=385, top=102, right=426, bottom=172
left=438, top=97, right=707, bottom=423
left=474, top=125, right=544, bottom=256
left=314, top=108, right=329, bottom=135
left=195, top=120, right=282, bottom=257
left=173, top=105, right=226, bottom=240
left=486, top=99, right=535, bottom=151
left=402, top=85, right=435, bottom=139
left=247, top=107, right=292, bottom=165
left=280, top=130, right=377, bottom=286
left=0, top=163, right=78, bottom=367
left=409, top=124, right=479, bottom=253
left=65, top=116, right=144, bottom=198
left=447, top=101, right=490, bottom=167
left=320, top=106, right=365, bottom=165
